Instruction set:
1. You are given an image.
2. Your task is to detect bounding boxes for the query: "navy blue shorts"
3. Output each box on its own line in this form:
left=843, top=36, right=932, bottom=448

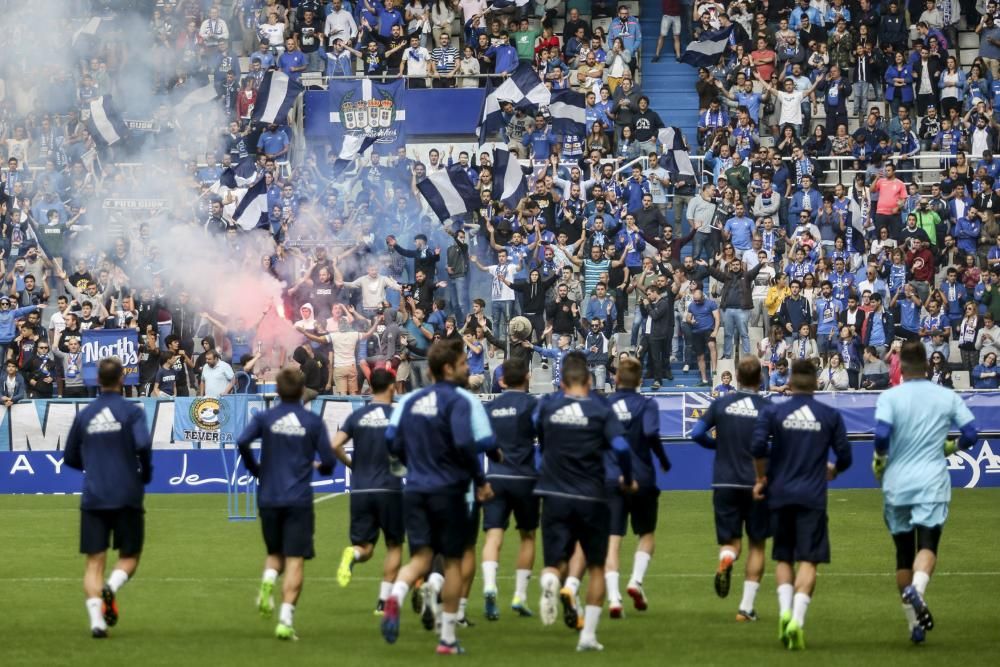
left=607, top=486, right=659, bottom=537
left=483, top=478, right=540, bottom=532
left=713, top=487, right=770, bottom=544
left=540, top=495, right=610, bottom=568
left=404, top=492, right=470, bottom=559
left=260, top=505, right=315, bottom=559
left=770, top=505, right=830, bottom=564
left=350, top=491, right=404, bottom=547
left=80, top=507, right=144, bottom=556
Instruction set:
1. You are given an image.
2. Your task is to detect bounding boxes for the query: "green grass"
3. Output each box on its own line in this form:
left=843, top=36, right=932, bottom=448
left=5, top=490, right=1000, bottom=666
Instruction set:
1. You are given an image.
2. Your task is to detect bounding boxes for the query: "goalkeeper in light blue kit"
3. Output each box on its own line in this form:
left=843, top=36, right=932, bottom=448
left=872, top=341, right=978, bottom=645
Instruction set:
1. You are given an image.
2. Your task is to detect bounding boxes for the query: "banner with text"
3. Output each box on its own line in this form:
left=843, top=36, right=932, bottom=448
left=81, top=329, right=140, bottom=386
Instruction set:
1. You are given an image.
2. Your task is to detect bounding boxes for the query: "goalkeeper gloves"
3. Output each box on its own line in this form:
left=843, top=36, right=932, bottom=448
left=871, top=453, right=888, bottom=482
left=943, top=437, right=958, bottom=457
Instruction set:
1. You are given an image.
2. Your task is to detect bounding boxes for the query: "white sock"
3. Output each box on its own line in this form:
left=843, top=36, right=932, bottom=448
left=514, top=569, right=531, bottom=599
left=540, top=570, right=560, bottom=592
left=482, top=560, right=498, bottom=591
left=279, top=602, right=295, bottom=627
left=580, top=605, right=602, bottom=642
left=428, top=572, right=445, bottom=593
left=719, top=547, right=738, bottom=563
left=777, top=583, right=794, bottom=614
left=440, top=611, right=457, bottom=643
left=458, top=597, right=468, bottom=620
left=605, top=571, right=621, bottom=603
left=902, top=603, right=918, bottom=630
left=565, top=576, right=581, bottom=596
left=631, top=551, right=651, bottom=584
left=912, top=570, right=930, bottom=596
left=352, top=547, right=364, bottom=562
left=792, top=592, right=810, bottom=627
left=739, top=580, right=760, bottom=612
left=262, top=568, right=279, bottom=584
left=86, top=597, right=106, bottom=630
left=379, top=581, right=393, bottom=601
left=107, top=569, right=129, bottom=594
left=391, top=581, right=410, bottom=604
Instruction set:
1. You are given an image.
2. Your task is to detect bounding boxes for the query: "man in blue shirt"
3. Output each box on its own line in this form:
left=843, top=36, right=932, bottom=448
left=522, top=115, right=555, bottom=162
left=872, top=341, right=977, bottom=644
left=237, top=367, right=338, bottom=640
left=686, top=287, right=719, bottom=386
left=814, top=281, right=843, bottom=362
left=380, top=340, right=496, bottom=655
left=485, top=32, right=519, bottom=74
left=64, top=358, right=153, bottom=639
left=534, top=352, right=633, bottom=652
left=603, top=357, right=670, bottom=619
left=257, top=124, right=290, bottom=161
left=278, top=38, right=307, bottom=82
left=330, top=369, right=401, bottom=615
left=480, top=359, right=539, bottom=620
left=751, top=360, right=852, bottom=651
left=723, top=202, right=755, bottom=253
left=691, top=358, right=771, bottom=622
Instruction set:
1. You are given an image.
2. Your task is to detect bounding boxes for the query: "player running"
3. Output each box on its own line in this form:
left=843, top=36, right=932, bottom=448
left=534, top=352, right=635, bottom=652
left=481, top=358, right=539, bottom=620
left=691, top=358, right=771, bottom=621
left=751, top=360, right=852, bottom=651
left=872, top=341, right=978, bottom=644
left=380, top=339, right=497, bottom=655
left=64, top=358, right=153, bottom=638
left=237, top=367, right=338, bottom=640
left=604, top=357, right=671, bottom=618
left=332, top=369, right=403, bottom=615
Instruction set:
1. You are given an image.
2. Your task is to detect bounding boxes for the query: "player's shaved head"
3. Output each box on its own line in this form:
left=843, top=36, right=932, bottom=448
left=98, top=358, right=124, bottom=389
left=736, top=357, right=762, bottom=389
left=899, top=340, right=928, bottom=378
left=560, top=351, right=591, bottom=389
left=276, top=367, right=305, bottom=401
left=616, top=356, right=642, bottom=389
left=789, top=359, right=817, bottom=394
left=370, top=368, right=395, bottom=394
left=501, top=358, right=529, bottom=389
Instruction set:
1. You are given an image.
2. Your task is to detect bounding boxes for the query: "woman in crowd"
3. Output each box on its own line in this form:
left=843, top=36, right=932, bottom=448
left=927, top=350, right=953, bottom=387
left=818, top=352, right=850, bottom=391
left=972, top=352, right=1000, bottom=389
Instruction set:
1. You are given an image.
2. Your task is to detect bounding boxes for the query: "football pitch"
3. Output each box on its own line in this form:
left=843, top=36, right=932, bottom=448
left=5, top=489, right=999, bottom=666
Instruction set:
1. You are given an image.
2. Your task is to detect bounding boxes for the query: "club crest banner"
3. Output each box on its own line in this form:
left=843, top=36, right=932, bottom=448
left=328, top=78, right=406, bottom=153
left=172, top=395, right=253, bottom=444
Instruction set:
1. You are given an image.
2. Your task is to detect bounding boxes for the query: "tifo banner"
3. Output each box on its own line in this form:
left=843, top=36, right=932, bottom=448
left=81, top=329, right=139, bottom=386
left=328, top=78, right=406, bottom=154
left=0, top=394, right=997, bottom=493
left=306, top=89, right=483, bottom=139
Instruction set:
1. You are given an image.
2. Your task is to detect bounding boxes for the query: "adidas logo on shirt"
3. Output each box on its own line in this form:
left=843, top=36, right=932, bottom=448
left=358, top=407, right=389, bottom=428
left=490, top=407, right=517, bottom=418
left=411, top=393, right=438, bottom=417
left=612, top=399, right=633, bottom=423
left=550, top=402, right=588, bottom=426
left=86, top=407, right=122, bottom=434
left=781, top=405, right=822, bottom=432
left=724, top=397, right=759, bottom=418
left=271, top=413, right=307, bottom=436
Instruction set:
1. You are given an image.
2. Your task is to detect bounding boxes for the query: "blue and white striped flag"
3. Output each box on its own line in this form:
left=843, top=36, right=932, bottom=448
left=549, top=89, right=587, bottom=138
left=232, top=178, right=270, bottom=231
left=416, top=165, right=481, bottom=222
left=493, top=146, right=528, bottom=208
left=174, top=84, right=219, bottom=118
left=252, top=70, right=304, bottom=126
left=478, top=62, right=550, bottom=143
left=657, top=127, right=695, bottom=178
left=86, top=95, right=129, bottom=146
left=679, top=26, right=733, bottom=68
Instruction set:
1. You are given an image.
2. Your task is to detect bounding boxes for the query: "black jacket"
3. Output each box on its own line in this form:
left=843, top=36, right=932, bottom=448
left=639, top=292, right=675, bottom=338
left=707, top=262, right=764, bottom=310
left=510, top=275, right=558, bottom=314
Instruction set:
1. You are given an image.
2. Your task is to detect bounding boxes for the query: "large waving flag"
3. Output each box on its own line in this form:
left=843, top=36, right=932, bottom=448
left=493, top=146, right=528, bottom=208
left=232, top=178, right=269, bottom=231
left=679, top=26, right=733, bottom=68
left=657, top=127, right=696, bottom=178
left=549, top=88, right=587, bottom=138
left=174, top=84, right=220, bottom=118
left=252, top=70, right=304, bottom=126
left=219, top=155, right=261, bottom=189
left=478, top=62, right=550, bottom=143
left=417, top=165, right=481, bottom=222
left=87, top=95, right=129, bottom=146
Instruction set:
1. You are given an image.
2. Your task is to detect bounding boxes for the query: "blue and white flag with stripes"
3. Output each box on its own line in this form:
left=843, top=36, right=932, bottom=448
left=657, top=127, right=696, bottom=178
left=174, top=84, right=219, bottom=118
left=86, top=95, right=129, bottom=146
left=252, top=70, right=304, bottom=126
left=232, top=178, right=269, bottom=231
left=219, top=155, right=261, bottom=189
left=549, top=89, right=587, bottom=137
left=493, top=146, right=528, bottom=208
left=679, top=26, right=733, bottom=68
left=478, top=62, right=550, bottom=143
left=416, top=165, right=481, bottom=222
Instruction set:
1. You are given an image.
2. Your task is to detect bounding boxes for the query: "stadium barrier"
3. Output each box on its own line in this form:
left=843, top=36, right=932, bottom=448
left=1, top=393, right=998, bottom=494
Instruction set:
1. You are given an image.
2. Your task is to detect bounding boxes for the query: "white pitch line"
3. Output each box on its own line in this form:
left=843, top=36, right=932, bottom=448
left=313, top=492, right=347, bottom=504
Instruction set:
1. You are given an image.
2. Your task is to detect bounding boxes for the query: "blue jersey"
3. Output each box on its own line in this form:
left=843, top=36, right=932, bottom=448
left=693, top=391, right=771, bottom=488
left=603, top=389, right=667, bottom=490
left=386, top=381, right=495, bottom=494
left=485, top=391, right=539, bottom=479
left=64, top=393, right=153, bottom=510
left=533, top=393, right=629, bottom=501
left=875, top=380, right=975, bottom=506
left=340, top=402, right=400, bottom=493
left=237, top=401, right=335, bottom=508
left=751, top=396, right=852, bottom=509
left=814, top=296, right=842, bottom=336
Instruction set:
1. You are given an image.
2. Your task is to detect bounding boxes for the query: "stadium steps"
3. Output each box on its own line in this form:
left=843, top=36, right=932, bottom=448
left=638, top=0, right=698, bottom=143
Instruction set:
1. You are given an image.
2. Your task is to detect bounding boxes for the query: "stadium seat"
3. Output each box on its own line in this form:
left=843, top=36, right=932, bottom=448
left=592, top=17, right=612, bottom=33
left=959, top=32, right=980, bottom=50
